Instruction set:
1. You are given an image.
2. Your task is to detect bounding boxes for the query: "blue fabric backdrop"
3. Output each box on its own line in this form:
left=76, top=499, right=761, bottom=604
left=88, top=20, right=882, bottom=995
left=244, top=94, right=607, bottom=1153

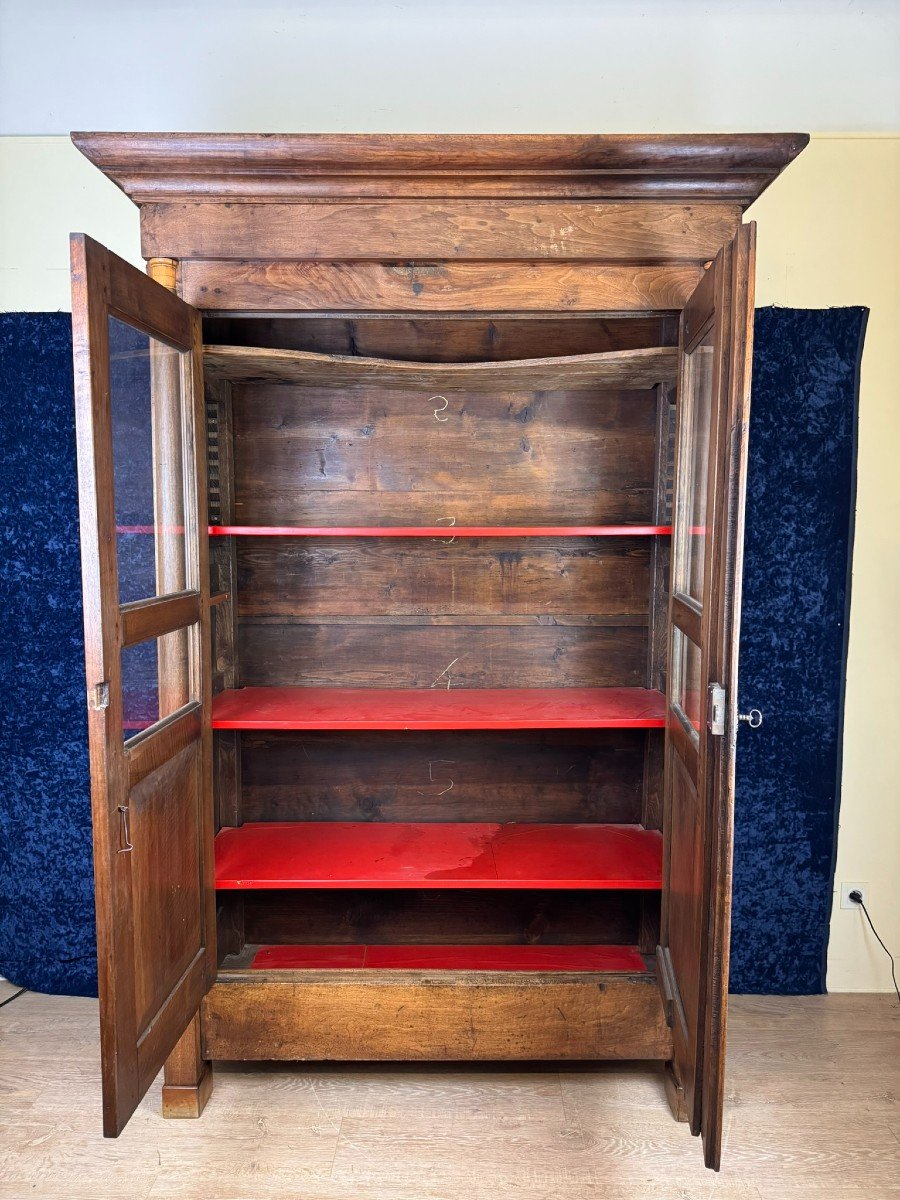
left=0, top=308, right=865, bottom=997
left=731, top=306, right=865, bottom=992
left=0, top=313, right=95, bottom=995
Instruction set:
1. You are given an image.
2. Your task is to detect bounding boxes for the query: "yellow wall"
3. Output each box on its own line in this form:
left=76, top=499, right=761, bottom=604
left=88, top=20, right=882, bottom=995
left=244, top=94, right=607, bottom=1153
left=0, top=137, right=140, bottom=311
left=751, top=135, right=900, bottom=992
left=1, top=133, right=898, bottom=990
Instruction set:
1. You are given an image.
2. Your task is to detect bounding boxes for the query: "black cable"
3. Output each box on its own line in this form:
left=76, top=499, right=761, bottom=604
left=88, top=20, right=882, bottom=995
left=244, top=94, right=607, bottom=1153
left=0, top=987, right=27, bottom=1009
left=849, top=891, right=900, bottom=1005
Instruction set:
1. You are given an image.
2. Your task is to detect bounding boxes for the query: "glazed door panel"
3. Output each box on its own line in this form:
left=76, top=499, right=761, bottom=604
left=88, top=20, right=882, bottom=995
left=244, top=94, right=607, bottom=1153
left=70, top=235, right=215, bottom=1136
left=659, top=224, right=756, bottom=1170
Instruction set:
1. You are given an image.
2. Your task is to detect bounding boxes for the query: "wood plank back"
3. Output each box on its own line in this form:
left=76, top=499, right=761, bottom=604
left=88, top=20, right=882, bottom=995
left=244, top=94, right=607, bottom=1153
left=204, top=315, right=678, bottom=358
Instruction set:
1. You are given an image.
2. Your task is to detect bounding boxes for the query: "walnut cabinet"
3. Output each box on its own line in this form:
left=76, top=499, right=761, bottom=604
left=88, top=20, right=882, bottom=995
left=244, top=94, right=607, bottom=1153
left=69, top=133, right=806, bottom=1169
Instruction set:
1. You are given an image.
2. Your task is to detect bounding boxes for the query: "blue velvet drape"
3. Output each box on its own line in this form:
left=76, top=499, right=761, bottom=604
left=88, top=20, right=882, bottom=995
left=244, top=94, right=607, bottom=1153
left=730, top=306, right=865, bottom=992
left=0, top=314, right=94, bottom=994
left=0, top=308, right=865, bottom=996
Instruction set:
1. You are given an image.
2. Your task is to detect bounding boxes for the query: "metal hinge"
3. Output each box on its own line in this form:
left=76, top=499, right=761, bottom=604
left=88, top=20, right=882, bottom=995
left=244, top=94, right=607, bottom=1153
left=89, top=681, right=110, bottom=711
left=708, top=683, right=726, bottom=736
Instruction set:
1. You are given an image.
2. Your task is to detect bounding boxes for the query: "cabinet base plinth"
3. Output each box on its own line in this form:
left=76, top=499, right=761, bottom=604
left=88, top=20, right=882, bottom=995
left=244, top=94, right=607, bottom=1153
left=664, top=1062, right=689, bottom=1122
left=202, top=969, right=671, bottom=1062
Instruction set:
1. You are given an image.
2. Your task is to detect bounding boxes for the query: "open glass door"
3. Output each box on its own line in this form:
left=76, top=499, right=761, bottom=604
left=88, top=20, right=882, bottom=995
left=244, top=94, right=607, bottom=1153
left=657, top=224, right=756, bottom=1170
left=71, top=235, right=215, bottom=1136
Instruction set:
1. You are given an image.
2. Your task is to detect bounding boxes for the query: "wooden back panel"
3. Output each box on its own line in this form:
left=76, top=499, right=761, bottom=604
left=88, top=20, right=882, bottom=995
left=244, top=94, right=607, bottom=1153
left=231, top=384, right=658, bottom=524
left=237, top=888, right=644, bottom=948
left=230, top=379, right=657, bottom=689
left=205, top=316, right=679, bottom=359
left=237, top=538, right=651, bottom=621
left=240, top=729, right=648, bottom=824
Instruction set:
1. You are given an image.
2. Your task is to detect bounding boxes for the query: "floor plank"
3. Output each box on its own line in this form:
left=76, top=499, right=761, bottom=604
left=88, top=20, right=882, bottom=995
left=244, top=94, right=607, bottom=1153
left=0, top=990, right=896, bottom=1199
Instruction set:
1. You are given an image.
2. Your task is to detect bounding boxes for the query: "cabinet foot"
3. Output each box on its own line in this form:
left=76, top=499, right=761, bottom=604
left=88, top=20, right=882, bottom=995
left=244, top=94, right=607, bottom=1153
left=161, top=1012, right=212, bottom=1119
left=161, top=1062, right=213, bottom=1119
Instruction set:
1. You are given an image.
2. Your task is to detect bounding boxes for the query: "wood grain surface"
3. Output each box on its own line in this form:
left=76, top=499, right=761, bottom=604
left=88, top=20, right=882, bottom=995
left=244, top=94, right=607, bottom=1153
left=72, top=131, right=809, bottom=205
left=181, top=260, right=704, bottom=313
left=201, top=971, right=670, bottom=1060
left=204, top=315, right=678, bottom=359
left=145, top=200, right=741, bottom=262
left=204, top=345, right=677, bottom=390
left=238, top=728, right=649, bottom=824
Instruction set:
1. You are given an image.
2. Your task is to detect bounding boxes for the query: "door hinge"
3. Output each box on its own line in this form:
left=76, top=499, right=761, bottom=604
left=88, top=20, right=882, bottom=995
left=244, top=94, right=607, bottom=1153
left=708, top=683, right=726, bottom=736
left=89, top=681, right=110, bottom=711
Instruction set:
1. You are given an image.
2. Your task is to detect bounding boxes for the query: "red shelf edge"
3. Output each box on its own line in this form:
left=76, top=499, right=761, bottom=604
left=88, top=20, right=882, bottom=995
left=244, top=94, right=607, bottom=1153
left=211, top=686, right=667, bottom=732
left=208, top=525, right=673, bottom=538
left=214, top=821, right=664, bottom=891
left=248, top=943, right=648, bottom=972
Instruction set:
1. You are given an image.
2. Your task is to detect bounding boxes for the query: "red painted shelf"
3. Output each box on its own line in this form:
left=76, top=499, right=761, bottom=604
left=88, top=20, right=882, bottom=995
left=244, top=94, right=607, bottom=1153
left=214, top=821, right=663, bottom=891
left=209, top=525, right=672, bottom=537
left=211, top=686, right=666, bottom=731
left=249, top=943, right=647, bottom=972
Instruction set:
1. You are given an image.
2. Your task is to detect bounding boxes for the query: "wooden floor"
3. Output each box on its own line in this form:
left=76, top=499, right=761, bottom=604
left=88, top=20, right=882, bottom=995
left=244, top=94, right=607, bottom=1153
left=0, top=980, right=897, bottom=1199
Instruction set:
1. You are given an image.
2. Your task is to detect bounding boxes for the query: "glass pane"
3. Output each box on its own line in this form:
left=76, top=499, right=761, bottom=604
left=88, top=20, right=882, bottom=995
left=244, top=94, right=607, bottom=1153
left=672, top=626, right=703, bottom=738
left=121, top=625, right=196, bottom=739
left=109, top=316, right=192, bottom=604
left=674, top=329, right=714, bottom=604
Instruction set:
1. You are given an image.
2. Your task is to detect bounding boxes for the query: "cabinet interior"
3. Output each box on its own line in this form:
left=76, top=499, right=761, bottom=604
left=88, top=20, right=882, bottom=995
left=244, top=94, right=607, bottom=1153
left=204, top=315, right=677, bottom=975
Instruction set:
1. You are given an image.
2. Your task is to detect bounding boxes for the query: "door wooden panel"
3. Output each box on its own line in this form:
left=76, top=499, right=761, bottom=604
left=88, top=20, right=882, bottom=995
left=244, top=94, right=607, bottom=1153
left=70, top=234, right=215, bottom=1136
left=658, top=224, right=756, bottom=1170
left=699, top=223, right=758, bottom=1168
left=129, top=743, right=204, bottom=1033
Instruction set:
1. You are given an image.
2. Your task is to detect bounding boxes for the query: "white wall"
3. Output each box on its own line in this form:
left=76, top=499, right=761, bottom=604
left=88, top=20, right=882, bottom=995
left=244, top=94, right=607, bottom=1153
left=1, top=0, right=899, bottom=135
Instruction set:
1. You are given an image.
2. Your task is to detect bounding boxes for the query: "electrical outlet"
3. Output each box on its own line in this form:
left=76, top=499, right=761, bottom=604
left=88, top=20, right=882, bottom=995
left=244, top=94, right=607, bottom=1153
left=840, top=882, right=868, bottom=910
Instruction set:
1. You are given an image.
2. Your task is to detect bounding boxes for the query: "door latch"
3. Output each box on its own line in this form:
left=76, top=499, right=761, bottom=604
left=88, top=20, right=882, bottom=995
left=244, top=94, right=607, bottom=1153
left=89, top=681, right=110, bottom=711
left=117, top=805, right=133, bottom=854
left=708, top=683, right=726, bottom=736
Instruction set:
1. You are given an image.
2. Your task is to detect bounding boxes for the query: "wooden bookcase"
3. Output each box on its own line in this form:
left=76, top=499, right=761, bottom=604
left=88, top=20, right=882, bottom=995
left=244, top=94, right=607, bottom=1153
left=69, top=132, right=806, bottom=1169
